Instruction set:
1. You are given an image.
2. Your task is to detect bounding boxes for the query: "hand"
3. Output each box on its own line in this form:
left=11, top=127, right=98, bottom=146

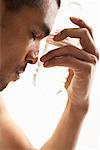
left=40, top=17, right=99, bottom=109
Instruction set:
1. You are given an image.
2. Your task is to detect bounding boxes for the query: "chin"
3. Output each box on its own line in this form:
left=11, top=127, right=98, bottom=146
left=0, top=84, right=8, bottom=92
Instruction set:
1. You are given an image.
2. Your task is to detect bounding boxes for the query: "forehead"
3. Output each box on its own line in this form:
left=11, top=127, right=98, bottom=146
left=2, top=0, right=58, bottom=39
left=42, top=0, right=58, bottom=29
left=23, top=0, right=59, bottom=39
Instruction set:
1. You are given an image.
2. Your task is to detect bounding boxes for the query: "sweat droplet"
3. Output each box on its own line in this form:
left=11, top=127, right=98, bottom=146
left=27, top=38, right=40, bottom=58
left=34, top=39, right=40, bottom=50
left=33, top=38, right=40, bottom=57
left=33, top=51, right=39, bottom=58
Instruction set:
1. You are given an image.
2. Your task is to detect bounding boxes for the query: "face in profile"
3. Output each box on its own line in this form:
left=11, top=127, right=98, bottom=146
left=0, top=0, right=58, bottom=91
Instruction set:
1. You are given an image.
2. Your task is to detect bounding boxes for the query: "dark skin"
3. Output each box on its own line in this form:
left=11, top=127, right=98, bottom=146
left=0, top=0, right=99, bottom=149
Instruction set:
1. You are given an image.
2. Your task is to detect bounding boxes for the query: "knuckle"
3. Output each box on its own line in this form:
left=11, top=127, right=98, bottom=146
left=90, top=54, right=98, bottom=65
left=82, top=28, right=89, bottom=35
left=61, top=29, right=68, bottom=34
left=96, top=51, right=100, bottom=60
left=66, top=44, right=72, bottom=50
left=89, top=26, right=93, bottom=33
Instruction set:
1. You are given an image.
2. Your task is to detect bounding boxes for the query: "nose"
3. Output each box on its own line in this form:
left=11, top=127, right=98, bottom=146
left=25, top=50, right=38, bottom=64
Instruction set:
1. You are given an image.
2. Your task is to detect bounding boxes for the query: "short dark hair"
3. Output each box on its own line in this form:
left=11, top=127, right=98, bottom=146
left=4, top=0, right=61, bottom=11
left=56, top=0, right=61, bottom=7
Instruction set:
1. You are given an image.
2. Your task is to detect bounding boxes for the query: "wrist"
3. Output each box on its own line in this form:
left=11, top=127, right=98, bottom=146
left=67, top=98, right=89, bottom=116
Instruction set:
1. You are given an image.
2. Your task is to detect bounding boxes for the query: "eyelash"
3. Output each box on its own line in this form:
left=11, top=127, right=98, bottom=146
left=32, top=32, right=36, bottom=40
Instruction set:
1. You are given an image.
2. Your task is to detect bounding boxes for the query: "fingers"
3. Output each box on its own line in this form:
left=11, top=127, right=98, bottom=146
left=53, top=17, right=99, bottom=60
left=70, top=17, right=93, bottom=38
left=40, top=44, right=96, bottom=65
left=42, top=55, right=93, bottom=73
left=54, top=28, right=99, bottom=60
left=54, top=28, right=93, bottom=49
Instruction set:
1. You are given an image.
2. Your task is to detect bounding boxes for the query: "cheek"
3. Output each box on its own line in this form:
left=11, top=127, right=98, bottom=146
left=1, top=41, right=26, bottom=76
left=7, top=39, right=29, bottom=62
left=2, top=27, right=30, bottom=62
left=1, top=26, right=32, bottom=75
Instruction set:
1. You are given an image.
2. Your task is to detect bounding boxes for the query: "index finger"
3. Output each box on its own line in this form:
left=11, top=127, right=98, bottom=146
left=54, top=22, right=99, bottom=59
left=70, top=17, right=93, bottom=38
left=54, top=28, right=95, bottom=55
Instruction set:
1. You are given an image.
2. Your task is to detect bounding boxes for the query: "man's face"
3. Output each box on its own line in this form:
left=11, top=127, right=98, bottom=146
left=0, top=0, right=58, bottom=91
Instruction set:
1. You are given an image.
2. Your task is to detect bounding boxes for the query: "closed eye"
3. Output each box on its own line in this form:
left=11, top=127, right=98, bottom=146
left=32, top=32, right=36, bottom=40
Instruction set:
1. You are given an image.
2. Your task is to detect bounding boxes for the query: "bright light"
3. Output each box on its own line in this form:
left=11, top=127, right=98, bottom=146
left=1, top=0, right=100, bottom=149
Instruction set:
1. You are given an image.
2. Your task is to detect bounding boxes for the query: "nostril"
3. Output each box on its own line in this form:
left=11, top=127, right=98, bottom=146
left=25, top=50, right=39, bottom=64
left=28, top=60, right=33, bottom=64
left=27, top=57, right=38, bottom=64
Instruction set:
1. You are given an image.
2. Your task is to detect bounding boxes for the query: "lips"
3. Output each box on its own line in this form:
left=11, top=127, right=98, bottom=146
left=17, top=66, right=26, bottom=74
left=15, top=65, right=26, bottom=79
left=0, top=57, right=39, bottom=91
left=0, top=64, right=27, bottom=91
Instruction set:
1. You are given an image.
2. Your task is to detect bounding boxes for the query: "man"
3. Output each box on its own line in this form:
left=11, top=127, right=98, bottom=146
left=0, top=0, right=99, bottom=149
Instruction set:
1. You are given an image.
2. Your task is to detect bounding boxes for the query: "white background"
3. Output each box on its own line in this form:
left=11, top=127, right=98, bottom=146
left=1, top=0, right=100, bottom=149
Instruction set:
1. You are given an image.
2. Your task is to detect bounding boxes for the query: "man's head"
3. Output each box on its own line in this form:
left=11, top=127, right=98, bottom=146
left=0, top=0, right=61, bottom=91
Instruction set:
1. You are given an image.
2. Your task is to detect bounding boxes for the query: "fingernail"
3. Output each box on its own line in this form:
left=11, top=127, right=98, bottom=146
left=70, top=16, right=80, bottom=22
left=40, top=56, right=46, bottom=62
left=44, top=61, right=49, bottom=67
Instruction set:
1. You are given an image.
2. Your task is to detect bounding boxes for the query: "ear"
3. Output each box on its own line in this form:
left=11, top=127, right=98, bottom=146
left=25, top=50, right=38, bottom=64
